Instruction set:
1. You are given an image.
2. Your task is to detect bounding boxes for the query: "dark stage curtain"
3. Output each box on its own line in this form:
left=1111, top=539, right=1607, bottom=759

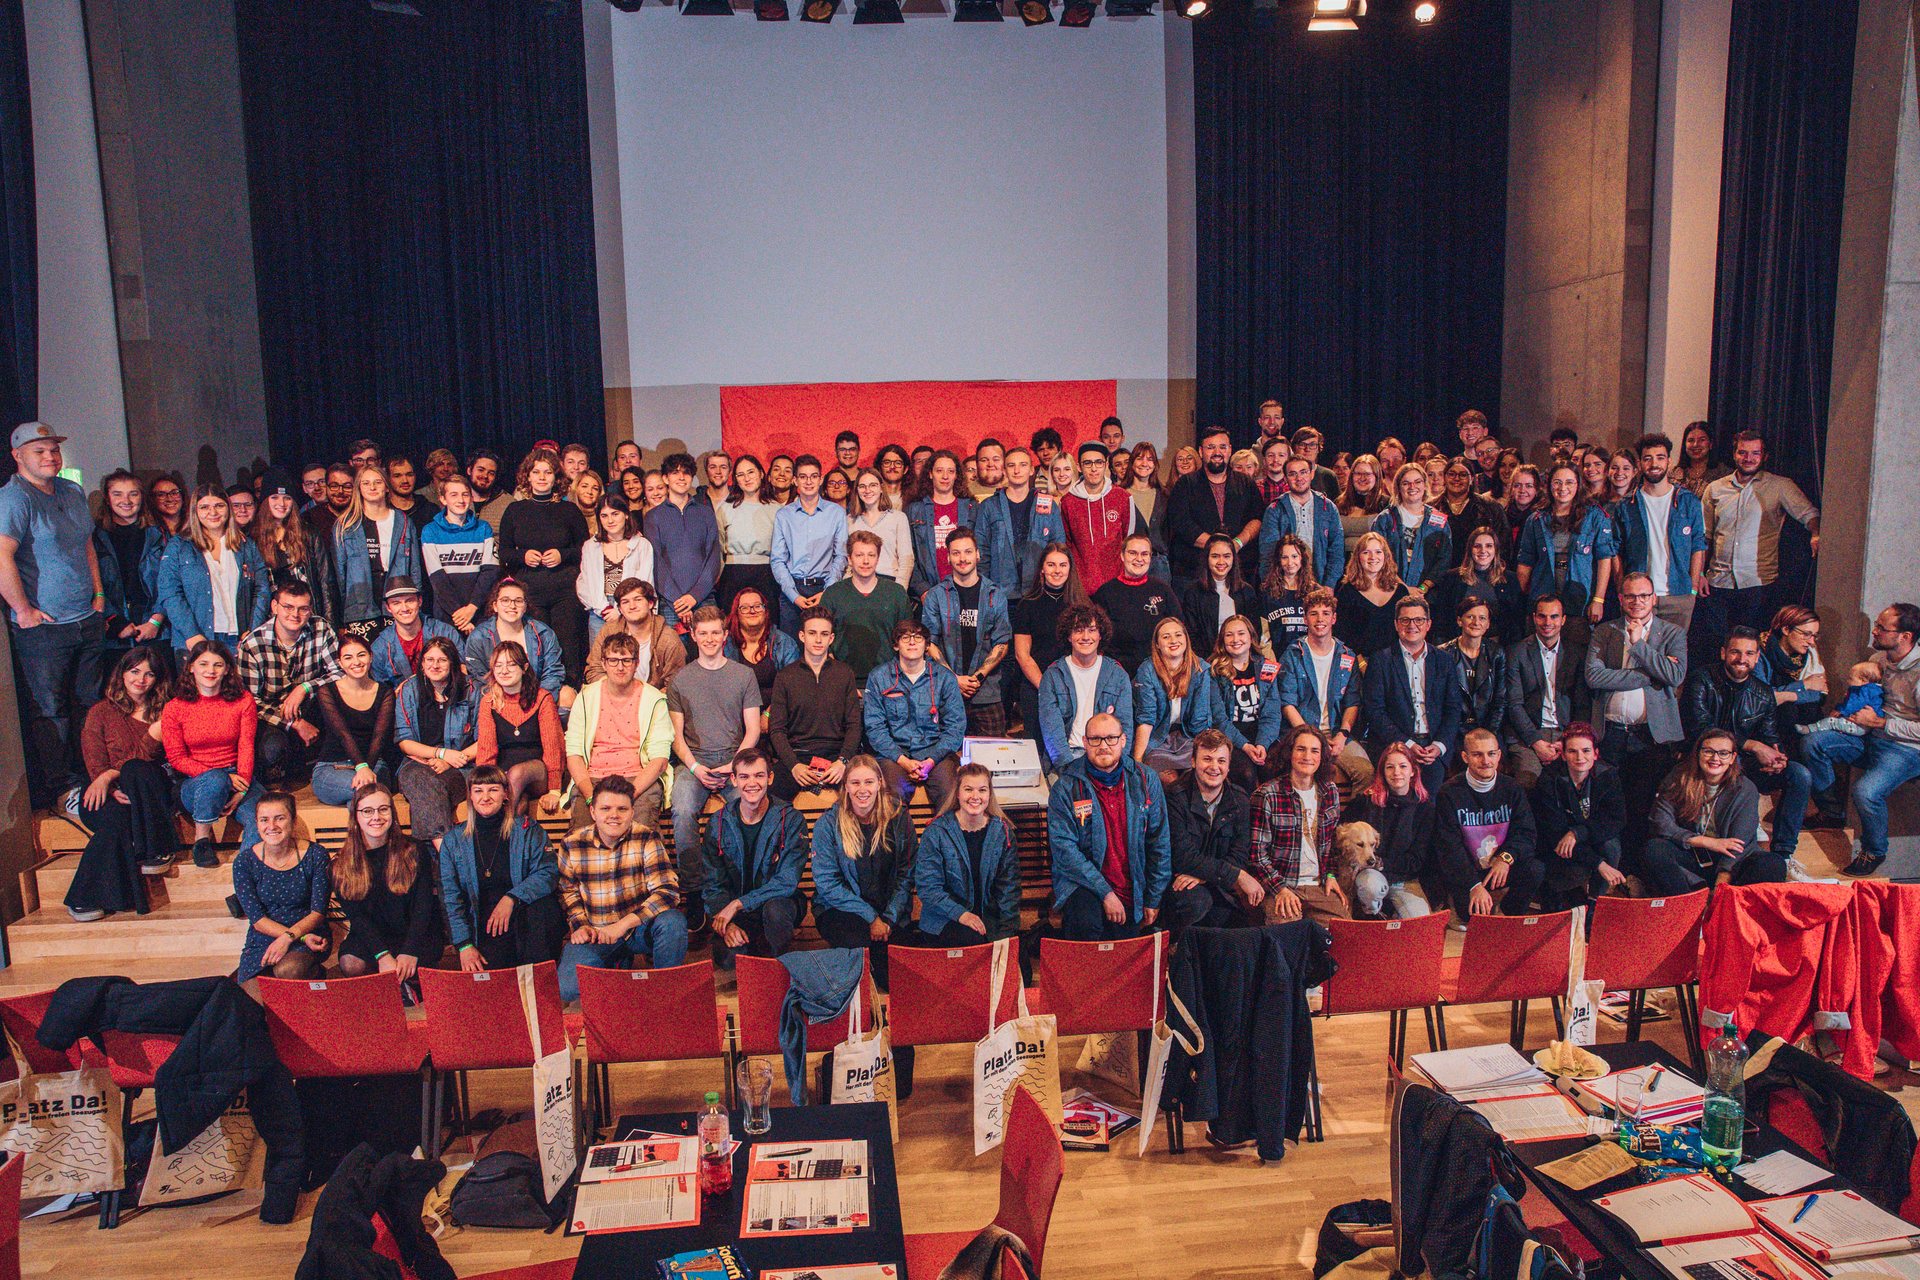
left=1708, top=0, right=1857, bottom=602
left=236, top=0, right=603, bottom=471
left=0, top=0, right=33, bottom=432
left=1193, top=0, right=1511, bottom=455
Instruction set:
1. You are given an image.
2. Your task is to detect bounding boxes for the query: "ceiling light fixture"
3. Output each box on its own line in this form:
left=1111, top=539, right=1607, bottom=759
left=1181, top=0, right=1210, bottom=17
left=1413, top=1, right=1436, bottom=22
left=1105, top=0, right=1156, bottom=14
left=956, top=0, right=1005, bottom=19
left=679, top=0, right=734, bottom=14
left=853, top=0, right=904, bottom=19
left=801, top=0, right=838, bottom=19
left=1060, top=0, right=1095, bottom=24
left=1307, top=0, right=1363, bottom=31
left=1018, top=0, right=1053, bottom=23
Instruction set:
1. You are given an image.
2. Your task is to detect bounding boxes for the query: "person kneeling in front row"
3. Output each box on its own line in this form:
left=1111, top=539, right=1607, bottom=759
left=702, top=748, right=810, bottom=967
left=1047, top=712, right=1171, bottom=941
left=556, top=775, right=688, bottom=1001
left=440, top=765, right=565, bottom=973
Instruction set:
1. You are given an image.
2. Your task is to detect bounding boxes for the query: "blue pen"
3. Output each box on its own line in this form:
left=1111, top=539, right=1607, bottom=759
left=1792, top=1193, right=1820, bottom=1223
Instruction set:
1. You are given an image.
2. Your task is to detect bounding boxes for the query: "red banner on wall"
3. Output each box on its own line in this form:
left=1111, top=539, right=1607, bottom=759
left=718, top=379, right=1118, bottom=466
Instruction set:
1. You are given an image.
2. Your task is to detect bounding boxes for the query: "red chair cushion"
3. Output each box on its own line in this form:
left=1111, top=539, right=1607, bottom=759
left=903, top=1229, right=978, bottom=1280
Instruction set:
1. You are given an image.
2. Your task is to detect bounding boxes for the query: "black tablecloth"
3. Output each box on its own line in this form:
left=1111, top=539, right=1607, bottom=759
left=574, top=1101, right=905, bottom=1279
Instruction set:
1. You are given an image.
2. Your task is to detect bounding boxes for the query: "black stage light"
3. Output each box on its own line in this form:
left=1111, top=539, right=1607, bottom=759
left=680, top=0, right=734, bottom=14
left=1060, top=0, right=1094, bottom=24
left=756, top=0, right=790, bottom=17
left=854, top=0, right=905, bottom=20
left=606, top=0, right=647, bottom=9
left=1307, top=0, right=1364, bottom=30
left=1105, top=0, right=1155, bottom=14
left=801, top=0, right=838, bottom=19
left=1018, top=0, right=1053, bottom=23
left=956, top=0, right=1005, bottom=19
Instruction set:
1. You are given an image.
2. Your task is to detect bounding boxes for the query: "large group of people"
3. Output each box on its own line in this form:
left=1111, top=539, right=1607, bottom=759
left=1, top=404, right=1903, bottom=996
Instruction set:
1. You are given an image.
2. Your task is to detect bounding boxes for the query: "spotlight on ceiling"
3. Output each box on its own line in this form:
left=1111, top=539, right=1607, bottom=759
left=956, top=0, right=1005, bottom=19
left=1307, top=0, right=1363, bottom=30
left=680, top=0, right=733, bottom=14
left=800, top=0, right=837, bottom=18
left=1018, top=0, right=1053, bottom=22
left=1412, top=0, right=1435, bottom=21
left=1180, top=0, right=1210, bottom=17
left=1060, top=0, right=1094, bottom=22
left=1105, top=0, right=1156, bottom=14
left=755, top=0, right=790, bottom=16
left=854, top=0, right=904, bottom=19
left=605, top=0, right=646, bottom=11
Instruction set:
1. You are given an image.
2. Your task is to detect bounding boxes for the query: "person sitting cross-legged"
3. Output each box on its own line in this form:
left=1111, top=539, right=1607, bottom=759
left=1247, top=725, right=1349, bottom=925
left=556, top=775, right=688, bottom=1001
left=702, top=748, right=810, bottom=966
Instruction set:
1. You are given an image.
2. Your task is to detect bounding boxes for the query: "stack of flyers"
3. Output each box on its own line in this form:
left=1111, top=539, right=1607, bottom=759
left=1060, top=1089, right=1139, bottom=1151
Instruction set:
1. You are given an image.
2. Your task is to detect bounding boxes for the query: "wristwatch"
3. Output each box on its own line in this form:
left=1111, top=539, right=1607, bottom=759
left=1495, top=850, right=1515, bottom=865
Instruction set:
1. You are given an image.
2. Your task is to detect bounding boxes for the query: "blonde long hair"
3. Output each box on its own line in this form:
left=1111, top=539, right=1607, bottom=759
left=1149, top=616, right=1202, bottom=701
left=338, top=464, right=388, bottom=534
left=933, top=762, right=1010, bottom=825
left=186, top=485, right=245, bottom=554
left=834, top=755, right=902, bottom=859
left=1341, top=531, right=1405, bottom=593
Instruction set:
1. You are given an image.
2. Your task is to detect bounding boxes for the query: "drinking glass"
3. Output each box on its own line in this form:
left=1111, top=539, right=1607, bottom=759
left=736, top=1057, right=775, bottom=1135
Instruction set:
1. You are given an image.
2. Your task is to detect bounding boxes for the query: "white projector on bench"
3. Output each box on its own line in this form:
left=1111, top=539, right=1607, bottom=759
left=961, top=736, right=1044, bottom=790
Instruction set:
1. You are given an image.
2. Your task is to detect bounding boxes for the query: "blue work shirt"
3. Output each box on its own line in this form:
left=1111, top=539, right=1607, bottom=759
left=0, top=474, right=96, bottom=624
left=770, top=498, right=849, bottom=603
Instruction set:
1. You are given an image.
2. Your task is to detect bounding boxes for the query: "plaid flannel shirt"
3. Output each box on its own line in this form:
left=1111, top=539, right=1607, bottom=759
left=237, top=619, right=345, bottom=726
left=1248, top=777, right=1341, bottom=891
left=556, top=826, right=679, bottom=929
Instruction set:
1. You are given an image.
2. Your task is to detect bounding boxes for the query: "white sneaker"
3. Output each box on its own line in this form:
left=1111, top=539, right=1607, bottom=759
left=60, top=788, right=82, bottom=819
left=65, top=905, right=105, bottom=922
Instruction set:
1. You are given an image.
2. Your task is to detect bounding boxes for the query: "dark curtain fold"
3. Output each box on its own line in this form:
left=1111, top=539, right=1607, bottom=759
left=0, top=0, right=34, bottom=431
left=1708, top=0, right=1857, bottom=505
left=1193, top=0, right=1511, bottom=454
left=235, top=0, right=604, bottom=471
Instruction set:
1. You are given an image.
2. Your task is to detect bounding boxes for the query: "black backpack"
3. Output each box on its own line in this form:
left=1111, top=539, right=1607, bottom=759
left=448, top=1152, right=566, bottom=1230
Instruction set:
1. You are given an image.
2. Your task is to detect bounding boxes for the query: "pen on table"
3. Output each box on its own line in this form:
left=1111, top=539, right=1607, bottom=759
left=767, top=1147, right=812, bottom=1158
left=1792, top=1193, right=1820, bottom=1223
left=1644, top=1065, right=1664, bottom=1093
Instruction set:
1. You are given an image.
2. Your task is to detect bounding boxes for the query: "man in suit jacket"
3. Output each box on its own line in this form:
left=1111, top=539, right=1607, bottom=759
left=1362, top=593, right=1463, bottom=796
left=1164, top=425, right=1264, bottom=585
left=1583, top=571, right=1689, bottom=832
left=1503, top=593, right=1588, bottom=787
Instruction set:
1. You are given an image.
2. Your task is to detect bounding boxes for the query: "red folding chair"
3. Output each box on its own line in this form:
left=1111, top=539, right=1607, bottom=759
left=732, top=954, right=874, bottom=1104
left=887, top=943, right=1023, bottom=1047
left=1322, top=914, right=1451, bottom=1066
left=1438, top=910, right=1575, bottom=1051
left=257, top=972, right=434, bottom=1154
left=418, top=961, right=571, bottom=1156
left=0, top=1150, right=19, bottom=1280
left=576, top=960, right=728, bottom=1133
left=1585, top=890, right=1708, bottom=1068
left=901, top=1086, right=1064, bottom=1280
left=1032, top=934, right=1163, bottom=1038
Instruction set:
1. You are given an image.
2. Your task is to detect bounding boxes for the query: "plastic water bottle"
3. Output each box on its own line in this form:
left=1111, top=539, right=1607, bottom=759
left=1702, top=1024, right=1747, bottom=1168
left=698, top=1091, right=732, bottom=1196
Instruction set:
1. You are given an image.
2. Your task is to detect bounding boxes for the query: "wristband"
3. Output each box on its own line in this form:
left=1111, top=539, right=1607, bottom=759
left=458, top=943, right=474, bottom=953
left=374, top=950, right=390, bottom=961
left=300, top=682, right=313, bottom=695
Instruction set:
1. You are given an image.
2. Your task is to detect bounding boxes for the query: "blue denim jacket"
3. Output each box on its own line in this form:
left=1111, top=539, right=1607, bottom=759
left=462, top=617, right=565, bottom=697
left=921, top=576, right=1013, bottom=703
left=438, top=815, right=556, bottom=950
left=1259, top=490, right=1346, bottom=586
left=331, top=515, right=422, bottom=625
left=914, top=812, right=1019, bottom=936
left=157, top=537, right=270, bottom=647
left=1371, top=505, right=1455, bottom=589
left=1132, top=659, right=1224, bottom=751
left=809, top=805, right=917, bottom=926
left=395, top=676, right=479, bottom=750
left=1035, top=656, right=1133, bottom=772
left=724, top=630, right=800, bottom=671
left=974, top=489, right=1067, bottom=597
left=1046, top=755, right=1171, bottom=918
left=905, top=496, right=978, bottom=598
left=1517, top=507, right=1619, bottom=610
left=1609, top=488, right=1707, bottom=597
left=862, top=658, right=965, bottom=762
left=1276, top=637, right=1362, bottom=732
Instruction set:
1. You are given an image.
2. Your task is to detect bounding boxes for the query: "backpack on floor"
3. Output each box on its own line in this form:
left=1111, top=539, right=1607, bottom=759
left=1474, top=1184, right=1577, bottom=1280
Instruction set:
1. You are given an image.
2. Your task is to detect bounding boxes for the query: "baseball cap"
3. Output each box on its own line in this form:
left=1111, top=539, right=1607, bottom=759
left=10, top=422, right=66, bottom=450
left=383, top=575, right=423, bottom=601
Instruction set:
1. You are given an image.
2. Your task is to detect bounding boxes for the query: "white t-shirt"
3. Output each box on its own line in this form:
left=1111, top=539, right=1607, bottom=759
left=1068, top=659, right=1102, bottom=750
left=206, top=545, right=239, bottom=636
left=1294, top=786, right=1320, bottom=885
left=1214, top=580, right=1235, bottom=633
left=1309, top=645, right=1337, bottom=730
left=1642, top=487, right=1674, bottom=593
left=372, top=511, right=397, bottom=573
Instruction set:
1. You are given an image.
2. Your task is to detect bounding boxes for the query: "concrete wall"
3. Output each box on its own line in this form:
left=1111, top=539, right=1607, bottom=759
left=1501, top=0, right=1662, bottom=455
left=82, top=0, right=268, bottom=488
left=1644, top=0, right=1732, bottom=440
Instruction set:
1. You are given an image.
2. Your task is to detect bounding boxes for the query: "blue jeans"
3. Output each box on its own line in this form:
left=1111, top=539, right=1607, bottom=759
left=175, top=769, right=262, bottom=852
left=557, top=912, right=690, bottom=1001
left=1802, top=731, right=1920, bottom=860
left=671, top=768, right=735, bottom=901
left=1753, top=756, right=1814, bottom=857
left=9, top=614, right=110, bottom=807
left=310, top=760, right=393, bottom=807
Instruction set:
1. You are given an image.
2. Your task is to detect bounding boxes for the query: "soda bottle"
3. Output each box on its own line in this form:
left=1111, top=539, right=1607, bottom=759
left=1701, top=1024, right=1747, bottom=1168
left=698, top=1091, right=732, bottom=1196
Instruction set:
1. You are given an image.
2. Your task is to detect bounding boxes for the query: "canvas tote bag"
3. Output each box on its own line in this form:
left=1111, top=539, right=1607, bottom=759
left=971, top=937, right=1061, bottom=1155
left=0, top=1027, right=124, bottom=1198
left=516, top=964, right=578, bottom=1201
left=831, top=985, right=897, bottom=1138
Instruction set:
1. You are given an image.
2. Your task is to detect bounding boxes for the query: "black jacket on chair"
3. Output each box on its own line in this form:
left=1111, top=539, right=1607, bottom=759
left=1163, top=922, right=1334, bottom=1161
left=1392, top=1083, right=1525, bottom=1279
left=1683, top=665, right=1780, bottom=748
left=1745, top=1034, right=1916, bottom=1213
left=38, top=975, right=305, bottom=1223
left=296, top=1144, right=455, bottom=1280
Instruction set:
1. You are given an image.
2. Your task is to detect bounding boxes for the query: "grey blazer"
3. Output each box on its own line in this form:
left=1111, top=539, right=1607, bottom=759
left=1582, top=617, right=1689, bottom=744
left=1504, top=635, right=1588, bottom=745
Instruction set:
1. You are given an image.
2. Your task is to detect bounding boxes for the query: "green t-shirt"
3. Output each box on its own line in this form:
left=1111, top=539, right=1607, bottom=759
left=821, top=577, right=914, bottom=682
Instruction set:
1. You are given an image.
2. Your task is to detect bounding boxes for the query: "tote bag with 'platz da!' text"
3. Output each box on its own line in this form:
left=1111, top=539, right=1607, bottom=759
left=972, top=936, right=1062, bottom=1155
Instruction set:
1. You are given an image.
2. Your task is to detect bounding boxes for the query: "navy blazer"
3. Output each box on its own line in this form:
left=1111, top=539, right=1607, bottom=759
left=1362, top=643, right=1464, bottom=761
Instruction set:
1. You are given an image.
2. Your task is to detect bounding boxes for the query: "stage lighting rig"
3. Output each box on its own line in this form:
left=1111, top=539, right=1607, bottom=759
left=1180, top=0, right=1209, bottom=15
left=756, top=0, right=791, bottom=18
left=956, top=0, right=1006, bottom=19
left=801, top=0, right=839, bottom=19
left=854, top=0, right=905, bottom=20
left=1307, top=0, right=1363, bottom=30
left=680, top=0, right=734, bottom=14
left=1413, top=1, right=1436, bottom=21
left=1105, top=0, right=1156, bottom=14
left=1018, top=0, right=1053, bottom=22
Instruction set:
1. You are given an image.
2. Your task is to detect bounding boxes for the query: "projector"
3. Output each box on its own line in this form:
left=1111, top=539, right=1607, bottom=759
left=962, top=737, right=1044, bottom=790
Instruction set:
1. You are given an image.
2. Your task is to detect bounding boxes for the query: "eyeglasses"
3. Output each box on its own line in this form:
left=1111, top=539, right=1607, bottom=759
left=1789, top=625, right=1820, bottom=640
left=1085, top=734, right=1125, bottom=747
left=602, top=655, right=637, bottom=667
left=1699, top=748, right=1737, bottom=761
left=356, top=804, right=394, bottom=817
left=1620, top=591, right=1655, bottom=601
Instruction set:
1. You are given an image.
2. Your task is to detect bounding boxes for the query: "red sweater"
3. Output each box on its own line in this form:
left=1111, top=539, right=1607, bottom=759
left=161, top=692, right=258, bottom=784
left=1061, top=485, right=1135, bottom=594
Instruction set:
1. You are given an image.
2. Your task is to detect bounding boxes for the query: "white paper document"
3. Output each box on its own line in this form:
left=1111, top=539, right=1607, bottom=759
left=742, top=1176, right=873, bottom=1236
left=1733, top=1150, right=1832, bottom=1196
left=1409, top=1044, right=1548, bottom=1098
left=1645, top=1233, right=1827, bottom=1280
left=1466, top=1090, right=1591, bottom=1143
left=1754, top=1190, right=1920, bottom=1261
left=1595, top=1173, right=1756, bottom=1244
left=568, top=1172, right=700, bottom=1235
left=579, top=1136, right=698, bottom=1184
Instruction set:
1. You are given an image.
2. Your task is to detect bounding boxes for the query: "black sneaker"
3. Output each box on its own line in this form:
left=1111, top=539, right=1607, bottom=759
left=191, top=838, right=219, bottom=869
left=1803, top=811, right=1849, bottom=831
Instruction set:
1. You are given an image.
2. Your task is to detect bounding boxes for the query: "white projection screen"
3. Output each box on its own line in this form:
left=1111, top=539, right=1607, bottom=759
left=606, top=6, right=1176, bottom=391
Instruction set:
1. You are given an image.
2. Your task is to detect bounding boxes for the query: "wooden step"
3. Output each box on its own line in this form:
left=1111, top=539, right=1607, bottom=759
left=32, top=856, right=237, bottom=909
left=8, top=901, right=247, bottom=964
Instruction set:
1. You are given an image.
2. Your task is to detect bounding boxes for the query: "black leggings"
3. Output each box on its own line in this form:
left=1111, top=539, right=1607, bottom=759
left=1636, top=837, right=1788, bottom=896
left=520, top=571, right=586, bottom=686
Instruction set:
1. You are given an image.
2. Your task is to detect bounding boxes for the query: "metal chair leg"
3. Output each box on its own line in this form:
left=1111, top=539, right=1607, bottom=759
left=429, top=1071, right=446, bottom=1159
left=1626, top=989, right=1645, bottom=1042
left=1386, top=1010, right=1402, bottom=1067
left=419, top=1066, right=435, bottom=1158
left=1422, top=1005, right=1440, bottom=1055
left=1434, top=1006, right=1450, bottom=1050
left=1550, top=996, right=1565, bottom=1039
left=1508, top=1001, right=1526, bottom=1051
